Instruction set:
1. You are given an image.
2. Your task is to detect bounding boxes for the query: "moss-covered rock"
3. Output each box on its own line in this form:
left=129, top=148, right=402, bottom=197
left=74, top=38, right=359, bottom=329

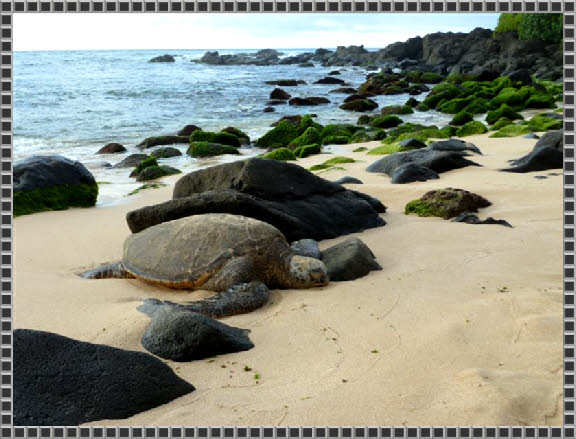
left=187, top=141, right=240, bottom=157
left=491, top=117, right=514, bottom=131
left=463, top=98, right=491, bottom=115
left=405, top=97, right=420, bottom=108
left=490, top=87, right=524, bottom=107
left=491, top=76, right=514, bottom=93
left=370, top=115, right=403, bottom=129
left=348, top=131, right=373, bottom=143
left=438, top=96, right=475, bottom=114
left=404, top=188, right=491, bottom=219
left=367, top=144, right=404, bottom=155
left=439, top=125, right=459, bottom=137
left=295, top=143, right=322, bottom=158
left=309, top=156, right=355, bottom=171
left=380, top=105, right=414, bottom=115
left=353, top=146, right=369, bottom=152
left=14, top=184, right=98, bottom=217
left=255, top=120, right=300, bottom=148
left=488, top=124, right=532, bottom=138
left=450, top=111, right=474, bottom=126
left=525, top=114, right=563, bottom=131
left=323, top=135, right=350, bottom=145
left=134, top=157, right=158, bottom=175
left=485, top=104, right=524, bottom=125
left=456, top=121, right=488, bottom=137
left=339, top=99, right=379, bottom=112
left=136, top=165, right=182, bottom=182
left=221, top=126, right=250, bottom=144
left=189, top=131, right=241, bottom=148
left=420, top=72, right=443, bottom=84
left=524, top=94, right=557, bottom=109
left=416, top=103, right=430, bottom=112
left=261, top=147, right=297, bottom=161
left=357, top=115, right=374, bottom=125
left=290, top=127, right=322, bottom=148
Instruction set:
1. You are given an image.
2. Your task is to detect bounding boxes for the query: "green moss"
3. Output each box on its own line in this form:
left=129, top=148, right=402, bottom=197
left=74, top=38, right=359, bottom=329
left=128, top=182, right=167, bottom=196
left=190, top=131, right=241, bottom=148
left=297, top=143, right=322, bottom=158
left=488, top=124, right=532, bottom=138
left=461, top=98, right=490, bottom=115
left=490, top=87, right=524, bottom=107
left=321, top=124, right=359, bottom=139
left=187, top=141, right=240, bottom=157
left=491, top=117, right=514, bottom=131
left=525, top=114, right=563, bottom=131
left=353, top=146, right=368, bottom=152
left=438, top=96, right=475, bottom=114
left=416, top=103, right=430, bottom=112
left=384, top=123, right=436, bottom=143
left=420, top=72, right=443, bottom=84
left=370, top=115, right=403, bottom=129
left=456, top=121, right=488, bottom=137
left=405, top=71, right=422, bottom=82
left=262, top=147, right=297, bottom=161
left=137, top=166, right=181, bottom=181
left=357, top=115, right=374, bottom=125
left=392, top=128, right=448, bottom=143
left=221, top=126, right=250, bottom=142
left=290, top=127, right=322, bottom=148
left=439, top=125, right=459, bottom=137
left=348, top=131, right=373, bottom=143
left=299, top=115, right=323, bottom=133
left=380, top=105, right=414, bottom=115
left=524, top=94, right=556, bottom=109
left=310, top=156, right=355, bottom=171
left=14, top=183, right=98, bottom=216
left=485, top=104, right=524, bottom=125
left=450, top=111, right=474, bottom=126
left=404, top=199, right=447, bottom=218
left=491, top=76, right=514, bottom=93
left=367, top=144, right=403, bottom=155
left=405, top=97, right=420, bottom=108
left=134, top=157, right=158, bottom=174
left=255, top=120, right=300, bottom=148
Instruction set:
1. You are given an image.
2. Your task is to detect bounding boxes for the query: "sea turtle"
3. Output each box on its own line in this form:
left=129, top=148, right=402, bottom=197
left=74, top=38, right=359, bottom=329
left=80, top=214, right=328, bottom=317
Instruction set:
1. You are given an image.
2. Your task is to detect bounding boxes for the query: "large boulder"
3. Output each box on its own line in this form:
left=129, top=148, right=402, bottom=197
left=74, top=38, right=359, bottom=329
left=150, top=146, right=183, bottom=158
left=502, top=130, right=563, bottom=173
left=320, top=237, right=382, bottom=282
left=149, top=54, right=175, bottom=63
left=270, top=88, right=291, bottom=100
left=111, top=153, right=149, bottom=168
left=137, top=135, right=189, bottom=149
left=390, top=163, right=440, bottom=184
left=14, top=155, right=98, bottom=216
left=177, top=124, right=202, bottom=136
left=314, top=76, right=347, bottom=85
left=141, top=306, right=254, bottom=362
left=367, top=149, right=481, bottom=181
left=427, top=139, right=482, bottom=155
left=404, top=188, right=491, bottom=219
left=14, top=329, right=195, bottom=426
left=127, top=159, right=386, bottom=241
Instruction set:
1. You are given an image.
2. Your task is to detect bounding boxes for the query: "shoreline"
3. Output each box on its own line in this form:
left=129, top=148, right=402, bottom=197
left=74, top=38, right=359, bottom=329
left=15, top=133, right=563, bottom=426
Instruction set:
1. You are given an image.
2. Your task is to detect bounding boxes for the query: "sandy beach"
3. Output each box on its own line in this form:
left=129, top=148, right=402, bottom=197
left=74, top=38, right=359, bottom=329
left=14, top=133, right=563, bottom=426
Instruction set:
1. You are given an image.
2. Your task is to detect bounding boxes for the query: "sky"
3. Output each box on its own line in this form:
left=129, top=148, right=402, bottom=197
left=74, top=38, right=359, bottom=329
left=14, top=13, right=500, bottom=51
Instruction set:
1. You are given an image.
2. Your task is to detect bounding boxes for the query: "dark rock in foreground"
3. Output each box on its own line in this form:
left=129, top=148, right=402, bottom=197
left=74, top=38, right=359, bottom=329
left=335, top=176, right=363, bottom=185
left=405, top=188, right=491, bottom=219
left=291, top=239, right=321, bottom=259
left=502, top=130, right=563, bottom=173
left=451, top=212, right=512, bottom=228
left=14, top=155, right=98, bottom=216
left=137, top=135, right=190, bottom=149
left=321, top=237, right=382, bottom=282
left=112, top=153, right=149, bottom=168
left=149, top=54, right=175, bottom=63
left=141, top=306, right=254, bottom=362
left=367, top=149, right=481, bottom=182
left=390, top=163, right=440, bottom=184
left=14, top=329, right=194, bottom=426
left=97, top=143, right=126, bottom=154
left=136, top=165, right=181, bottom=182
left=127, top=159, right=386, bottom=241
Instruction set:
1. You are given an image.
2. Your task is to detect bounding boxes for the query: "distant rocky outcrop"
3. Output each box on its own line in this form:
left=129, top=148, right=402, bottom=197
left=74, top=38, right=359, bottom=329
left=149, top=54, right=176, bottom=63
left=197, top=49, right=283, bottom=66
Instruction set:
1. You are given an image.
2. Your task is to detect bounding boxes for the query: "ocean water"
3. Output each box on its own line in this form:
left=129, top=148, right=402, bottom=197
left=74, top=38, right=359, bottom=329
left=14, top=49, right=453, bottom=205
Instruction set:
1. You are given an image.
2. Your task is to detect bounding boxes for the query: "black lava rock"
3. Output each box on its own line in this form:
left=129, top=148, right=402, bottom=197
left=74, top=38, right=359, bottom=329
left=321, top=237, right=382, bottom=282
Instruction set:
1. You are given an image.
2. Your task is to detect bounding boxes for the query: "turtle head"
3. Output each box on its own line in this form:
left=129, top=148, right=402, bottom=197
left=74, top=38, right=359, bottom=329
left=287, top=255, right=328, bottom=288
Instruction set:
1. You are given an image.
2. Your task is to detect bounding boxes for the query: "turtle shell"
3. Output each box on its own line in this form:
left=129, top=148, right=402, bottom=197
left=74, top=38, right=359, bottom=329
left=122, top=213, right=290, bottom=289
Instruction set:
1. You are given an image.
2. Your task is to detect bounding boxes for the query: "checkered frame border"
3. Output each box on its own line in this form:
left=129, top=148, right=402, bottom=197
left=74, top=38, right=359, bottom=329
left=0, top=1, right=574, bottom=437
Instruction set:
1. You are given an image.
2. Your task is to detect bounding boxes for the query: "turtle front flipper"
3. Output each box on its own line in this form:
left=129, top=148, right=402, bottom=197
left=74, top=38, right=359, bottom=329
left=79, top=261, right=134, bottom=280
left=139, top=281, right=271, bottom=319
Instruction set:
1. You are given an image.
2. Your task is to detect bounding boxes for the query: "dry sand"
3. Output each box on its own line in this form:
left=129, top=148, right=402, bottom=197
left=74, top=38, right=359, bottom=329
left=15, top=133, right=563, bottom=426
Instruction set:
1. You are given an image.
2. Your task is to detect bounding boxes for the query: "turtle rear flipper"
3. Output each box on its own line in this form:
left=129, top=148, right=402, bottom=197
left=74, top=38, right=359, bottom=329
left=79, top=262, right=134, bottom=280
left=138, top=281, right=271, bottom=319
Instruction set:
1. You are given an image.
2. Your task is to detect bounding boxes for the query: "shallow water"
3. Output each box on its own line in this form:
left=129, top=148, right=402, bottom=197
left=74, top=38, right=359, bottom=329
left=14, top=48, right=454, bottom=205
